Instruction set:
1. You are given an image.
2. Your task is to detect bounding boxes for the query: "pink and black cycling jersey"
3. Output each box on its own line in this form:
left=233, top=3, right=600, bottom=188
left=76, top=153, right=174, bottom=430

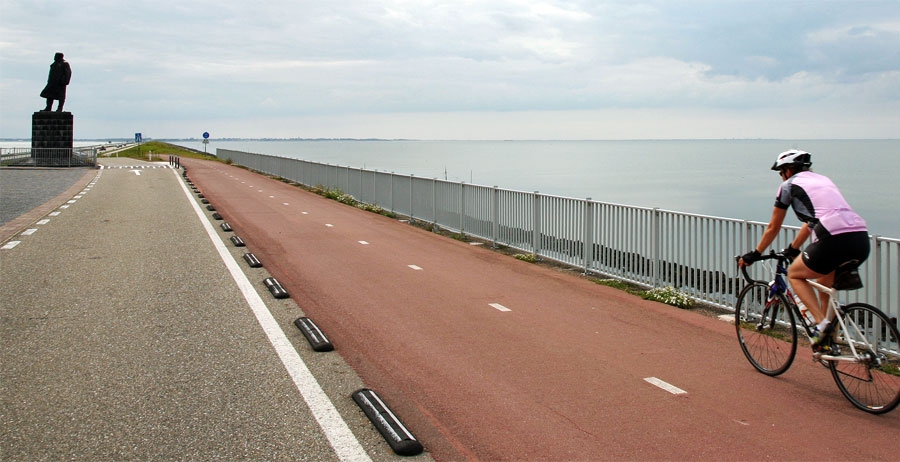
left=775, top=171, right=867, bottom=240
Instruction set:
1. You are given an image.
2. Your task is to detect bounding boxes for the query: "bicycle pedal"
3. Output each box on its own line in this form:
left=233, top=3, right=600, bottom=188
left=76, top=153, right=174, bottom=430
left=812, top=343, right=831, bottom=354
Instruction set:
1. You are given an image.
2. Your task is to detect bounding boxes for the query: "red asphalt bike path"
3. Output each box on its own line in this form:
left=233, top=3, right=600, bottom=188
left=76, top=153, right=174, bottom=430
left=182, top=158, right=897, bottom=460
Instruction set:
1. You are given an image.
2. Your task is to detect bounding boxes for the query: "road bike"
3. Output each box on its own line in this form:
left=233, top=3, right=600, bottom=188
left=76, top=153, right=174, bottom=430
left=734, top=250, right=900, bottom=414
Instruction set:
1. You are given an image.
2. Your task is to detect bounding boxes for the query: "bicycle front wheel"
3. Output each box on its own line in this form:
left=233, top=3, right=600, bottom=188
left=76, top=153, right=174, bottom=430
left=829, top=303, right=900, bottom=414
left=735, top=282, right=797, bottom=376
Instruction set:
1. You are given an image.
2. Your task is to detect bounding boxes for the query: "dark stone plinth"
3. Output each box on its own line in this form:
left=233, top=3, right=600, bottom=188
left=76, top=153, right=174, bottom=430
left=32, top=111, right=74, bottom=166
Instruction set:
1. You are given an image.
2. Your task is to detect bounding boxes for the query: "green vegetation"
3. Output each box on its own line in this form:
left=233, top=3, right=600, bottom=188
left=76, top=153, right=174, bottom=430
left=591, top=278, right=694, bottom=310
left=737, top=320, right=792, bottom=341
left=112, top=141, right=216, bottom=161
left=449, top=233, right=470, bottom=242
left=642, top=286, right=694, bottom=309
left=313, top=186, right=396, bottom=218
left=881, top=363, right=900, bottom=377
left=514, top=253, right=539, bottom=263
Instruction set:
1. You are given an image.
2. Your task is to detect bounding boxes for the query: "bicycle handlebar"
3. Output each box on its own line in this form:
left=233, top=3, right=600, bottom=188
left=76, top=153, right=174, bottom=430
left=735, top=250, right=791, bottom=284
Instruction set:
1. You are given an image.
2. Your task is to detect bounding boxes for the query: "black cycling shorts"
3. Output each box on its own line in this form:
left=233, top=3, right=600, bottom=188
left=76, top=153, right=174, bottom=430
left=802, top=231, right=870, bottom=275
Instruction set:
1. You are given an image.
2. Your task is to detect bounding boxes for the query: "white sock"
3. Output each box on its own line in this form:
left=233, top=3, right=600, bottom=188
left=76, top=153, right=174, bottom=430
left=817, top=320, right=831, bottom=332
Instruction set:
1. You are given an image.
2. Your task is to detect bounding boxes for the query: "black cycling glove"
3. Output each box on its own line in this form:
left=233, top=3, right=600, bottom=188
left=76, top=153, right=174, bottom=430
left=783, top=245, right=801, bottom=261
left=741, top=249, right=761, bottom=265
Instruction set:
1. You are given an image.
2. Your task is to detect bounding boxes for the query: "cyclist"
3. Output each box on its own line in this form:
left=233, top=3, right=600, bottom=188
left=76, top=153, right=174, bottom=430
left=739, top=150, right=869, bottom=348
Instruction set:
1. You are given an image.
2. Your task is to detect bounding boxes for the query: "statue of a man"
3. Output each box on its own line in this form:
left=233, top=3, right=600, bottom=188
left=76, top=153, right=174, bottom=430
left=40, top=52, right=72, bottom=112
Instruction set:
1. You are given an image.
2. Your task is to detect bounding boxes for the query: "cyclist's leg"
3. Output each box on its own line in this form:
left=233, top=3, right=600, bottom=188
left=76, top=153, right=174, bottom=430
left=788, top=258, right=828, bottom=323
left=815, top=271, right=835, bottom=310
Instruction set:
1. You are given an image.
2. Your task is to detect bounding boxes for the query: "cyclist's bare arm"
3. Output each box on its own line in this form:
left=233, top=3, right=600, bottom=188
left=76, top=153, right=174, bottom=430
left=739, top=207, right=787, bottom=267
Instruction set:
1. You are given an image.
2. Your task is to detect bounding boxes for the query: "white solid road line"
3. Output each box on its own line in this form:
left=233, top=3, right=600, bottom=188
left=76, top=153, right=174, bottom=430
left=173, top=169, right=371, bottom=462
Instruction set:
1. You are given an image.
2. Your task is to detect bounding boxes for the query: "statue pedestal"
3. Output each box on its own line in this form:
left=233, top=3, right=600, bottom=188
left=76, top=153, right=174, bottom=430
left=32, top=111, right=73, bottom=166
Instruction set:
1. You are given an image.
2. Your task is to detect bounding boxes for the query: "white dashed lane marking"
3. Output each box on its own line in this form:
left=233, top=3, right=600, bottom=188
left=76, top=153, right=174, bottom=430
left=1, top=241, right=21, bottom=250
left=644, top=377, right=687, bottom=395
left=489, top=303, right=511, bottom=312
left=358, top=241, right=369, bottom=245
left=408, top=265, right=423, bottom=271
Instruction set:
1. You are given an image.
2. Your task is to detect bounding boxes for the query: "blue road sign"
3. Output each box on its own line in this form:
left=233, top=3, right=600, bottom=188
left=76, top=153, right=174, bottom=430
left=135, top=133, right=142, bottom=143
left=203, top=132, right=210, bottom=139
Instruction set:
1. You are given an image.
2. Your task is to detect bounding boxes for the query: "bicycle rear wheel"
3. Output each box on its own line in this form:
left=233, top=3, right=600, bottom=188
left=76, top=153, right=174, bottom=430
left=735, top=282, right=797, bottom=376
left=829, top=303, right=900, bottom=414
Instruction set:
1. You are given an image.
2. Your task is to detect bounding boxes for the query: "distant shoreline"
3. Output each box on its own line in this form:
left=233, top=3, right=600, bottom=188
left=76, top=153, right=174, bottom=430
left=3, top=137, right=899, bottom=144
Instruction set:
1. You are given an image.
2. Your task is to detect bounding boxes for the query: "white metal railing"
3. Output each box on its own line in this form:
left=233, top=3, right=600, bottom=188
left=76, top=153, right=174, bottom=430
left=219, top=148, right=898, bottom=318
left=1, top=147, right=98, bottom=167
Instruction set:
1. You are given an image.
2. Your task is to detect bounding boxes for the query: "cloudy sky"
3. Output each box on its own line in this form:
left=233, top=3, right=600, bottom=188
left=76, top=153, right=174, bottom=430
left=1, top=0, right=898, bottom=140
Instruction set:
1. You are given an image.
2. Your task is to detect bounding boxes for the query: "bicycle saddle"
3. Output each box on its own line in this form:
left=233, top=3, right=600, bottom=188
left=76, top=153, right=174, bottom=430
left=833, top=259, right=863, bottom=291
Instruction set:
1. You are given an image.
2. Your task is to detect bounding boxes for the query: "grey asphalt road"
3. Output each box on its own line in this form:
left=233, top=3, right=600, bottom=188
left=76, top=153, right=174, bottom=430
left=0, top=159, right=430, bottom=461
left=0, top=167, right=95, bottom=240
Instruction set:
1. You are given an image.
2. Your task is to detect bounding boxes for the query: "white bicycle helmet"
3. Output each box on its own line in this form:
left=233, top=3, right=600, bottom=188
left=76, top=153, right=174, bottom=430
left=771, top=149, right=812, bottom=171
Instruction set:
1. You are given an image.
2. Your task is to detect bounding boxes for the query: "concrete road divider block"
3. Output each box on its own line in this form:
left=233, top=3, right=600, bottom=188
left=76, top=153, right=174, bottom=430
left=206, top=205, right=216, bottom=211
left=263, top=277, right=288, bottom=299
left=242, top=253, right=262, bottom=267
left=230, top=235, right=245, bottom=247
left=212, top=212, right=222, bottom=220
left=293, top=317, right=334, bottom=352
left=201, top=199, right=210, bottom=204
left=220, top=222, right=232, bottom=232
left=352, top=388, right=423, bottom=456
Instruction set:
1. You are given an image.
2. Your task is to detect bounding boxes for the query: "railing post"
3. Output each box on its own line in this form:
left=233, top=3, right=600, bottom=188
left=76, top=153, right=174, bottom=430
left=492, top=186, right=500, bottom=247
left=390, top=172, right=395, bottom=213
left=432, top=178, right=437, bottom=225
left=871, top=234, right=881, bottom=309
left=345, top=166, right=351, bottom=196
left=409, top=174, right=415, bottom=221
left=459, top=183, right=465, bottom=233
left=533, top=192, right=541, bottom=254
left=652, top=208, right=660, bottom=287
left=583, top=198, right=594, bottom=273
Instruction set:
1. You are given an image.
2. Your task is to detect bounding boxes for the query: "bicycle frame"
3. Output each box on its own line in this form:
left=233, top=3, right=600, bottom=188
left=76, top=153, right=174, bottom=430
left=762, top=257, right=815, bottom=336
left=807, top=278, right=880, bottom=365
